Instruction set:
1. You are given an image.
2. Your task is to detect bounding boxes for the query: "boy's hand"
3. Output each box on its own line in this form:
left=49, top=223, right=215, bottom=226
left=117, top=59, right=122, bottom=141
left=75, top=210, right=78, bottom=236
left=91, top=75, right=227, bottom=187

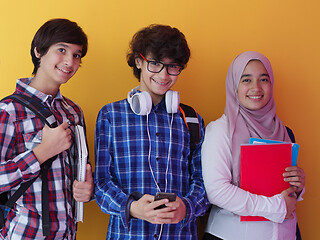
left=33, top=122, right=72, bottom=164
left=154, top=196, right=186, bottom=224
left=130, top=194, right=172, bottom=224
left=129, top=194, right=186, bottom=224
left=73, top=164, right=94, bottom=202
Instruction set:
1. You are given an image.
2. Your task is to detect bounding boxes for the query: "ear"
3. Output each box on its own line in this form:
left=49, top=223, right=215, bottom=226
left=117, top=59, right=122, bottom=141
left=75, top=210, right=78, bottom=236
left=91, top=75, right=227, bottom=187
left=135, top=57, right=142, bottom=69
left=34, top=47, right=41, bottom=58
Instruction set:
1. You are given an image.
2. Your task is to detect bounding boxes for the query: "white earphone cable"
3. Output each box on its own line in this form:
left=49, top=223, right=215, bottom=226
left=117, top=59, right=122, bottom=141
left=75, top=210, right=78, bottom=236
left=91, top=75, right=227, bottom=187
left=158, top=112, right=174, bottom=240
left=164, top=112, right=174, bottom=192
left=147, top=114, right=161, bottom=192
left=146, top=109, right=175, bottom=240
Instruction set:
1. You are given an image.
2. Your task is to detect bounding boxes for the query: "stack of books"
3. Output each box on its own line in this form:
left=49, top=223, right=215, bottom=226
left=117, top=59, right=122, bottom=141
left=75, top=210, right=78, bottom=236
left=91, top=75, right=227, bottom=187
left=240, top=138, right=299, bottom=221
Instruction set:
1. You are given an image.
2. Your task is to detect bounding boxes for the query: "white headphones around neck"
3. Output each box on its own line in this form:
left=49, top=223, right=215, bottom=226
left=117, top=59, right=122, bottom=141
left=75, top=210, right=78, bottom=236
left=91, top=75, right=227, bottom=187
left=127, top=87, right=180, bottom=115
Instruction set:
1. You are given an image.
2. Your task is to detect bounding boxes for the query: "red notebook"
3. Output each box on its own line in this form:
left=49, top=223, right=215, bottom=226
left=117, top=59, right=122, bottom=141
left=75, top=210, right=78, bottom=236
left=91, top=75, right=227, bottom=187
left=240, top=143, right=292, bottom=221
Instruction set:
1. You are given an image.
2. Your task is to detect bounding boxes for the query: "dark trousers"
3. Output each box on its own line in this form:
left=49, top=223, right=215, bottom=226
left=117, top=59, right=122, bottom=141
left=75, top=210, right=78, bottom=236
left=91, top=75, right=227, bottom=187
left=297, top=223, right=302, bottom=240
left=202, top=233, right=223, bottom=240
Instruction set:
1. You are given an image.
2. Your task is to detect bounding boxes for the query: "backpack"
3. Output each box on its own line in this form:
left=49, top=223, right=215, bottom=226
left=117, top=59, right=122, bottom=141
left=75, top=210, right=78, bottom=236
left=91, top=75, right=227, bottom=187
left=179, top=103, right=201, bottom=158
left=0, top=93, right=58, bottom=236
left=179, top=104, right=210, bottom=237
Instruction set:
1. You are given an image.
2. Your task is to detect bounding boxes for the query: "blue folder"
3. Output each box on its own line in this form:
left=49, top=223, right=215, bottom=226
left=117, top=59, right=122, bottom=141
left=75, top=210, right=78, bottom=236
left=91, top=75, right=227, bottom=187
left=249, top=138, right=299, bottom=166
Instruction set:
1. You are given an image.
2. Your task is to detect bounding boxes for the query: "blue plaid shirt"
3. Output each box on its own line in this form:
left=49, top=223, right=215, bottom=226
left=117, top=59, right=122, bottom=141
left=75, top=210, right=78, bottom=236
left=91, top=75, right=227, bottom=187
left=94, top=98, right=209, bottom=239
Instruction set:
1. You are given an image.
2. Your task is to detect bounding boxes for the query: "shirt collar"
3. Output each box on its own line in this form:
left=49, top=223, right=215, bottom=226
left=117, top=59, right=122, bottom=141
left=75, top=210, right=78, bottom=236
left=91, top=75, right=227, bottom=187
left=153, top=97, right=166, bottom=112
left=15, top=78, right=63, bottom=104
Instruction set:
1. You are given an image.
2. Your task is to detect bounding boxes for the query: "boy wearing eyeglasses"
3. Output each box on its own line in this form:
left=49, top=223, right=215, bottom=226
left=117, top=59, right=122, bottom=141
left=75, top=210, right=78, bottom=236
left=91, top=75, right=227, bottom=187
left=95, top=24, right=209, bottom=239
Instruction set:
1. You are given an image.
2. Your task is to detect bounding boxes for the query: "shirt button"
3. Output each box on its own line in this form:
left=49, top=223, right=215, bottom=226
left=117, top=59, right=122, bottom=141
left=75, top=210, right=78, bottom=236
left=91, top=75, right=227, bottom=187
left=156, top=157, right=159, bottom=161
left=154, top=234, right=157, bottom=238
left=156, top=132, right=159, bottom=137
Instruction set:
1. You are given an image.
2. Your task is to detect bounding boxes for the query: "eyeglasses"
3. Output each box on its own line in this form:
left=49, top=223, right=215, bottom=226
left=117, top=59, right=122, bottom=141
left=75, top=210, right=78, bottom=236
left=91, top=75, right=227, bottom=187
left=139, top=53, right=183, bottom=76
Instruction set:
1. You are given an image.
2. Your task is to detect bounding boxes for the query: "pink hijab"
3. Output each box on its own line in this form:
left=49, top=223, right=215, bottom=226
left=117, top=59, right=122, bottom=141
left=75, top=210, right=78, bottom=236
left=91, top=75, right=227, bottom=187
left=224, top=51, right=291, bottom=185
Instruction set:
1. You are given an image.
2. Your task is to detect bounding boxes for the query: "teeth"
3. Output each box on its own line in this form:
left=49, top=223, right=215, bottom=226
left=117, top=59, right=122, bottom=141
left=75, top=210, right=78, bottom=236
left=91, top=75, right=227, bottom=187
left=152, top=79, right=167, bottom=85
left=57, top=67, right=72, bottom=74
left=248, top=96, right=262, bottom=99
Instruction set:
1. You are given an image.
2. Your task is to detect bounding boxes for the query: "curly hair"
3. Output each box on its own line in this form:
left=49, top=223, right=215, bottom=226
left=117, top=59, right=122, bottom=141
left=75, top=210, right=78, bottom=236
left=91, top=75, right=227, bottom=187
left=127, top=24, right=190, bottom=80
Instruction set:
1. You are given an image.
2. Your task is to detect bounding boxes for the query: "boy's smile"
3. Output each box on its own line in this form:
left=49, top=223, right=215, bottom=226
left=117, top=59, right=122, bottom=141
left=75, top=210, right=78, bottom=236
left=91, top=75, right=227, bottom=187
left=31, top=42, right=82, bottom=95
left=56, top=66, right=73, bottom=74
left=136, top=54, right=179, bottom=105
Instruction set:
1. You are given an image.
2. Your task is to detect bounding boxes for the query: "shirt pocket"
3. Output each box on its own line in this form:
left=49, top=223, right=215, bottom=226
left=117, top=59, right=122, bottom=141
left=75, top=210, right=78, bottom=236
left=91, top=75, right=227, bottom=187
left=19, top=116, right=43, bottom=150
left=23, top=130, right=42, bottom=150
left=12, top=113, right=44, bottom=153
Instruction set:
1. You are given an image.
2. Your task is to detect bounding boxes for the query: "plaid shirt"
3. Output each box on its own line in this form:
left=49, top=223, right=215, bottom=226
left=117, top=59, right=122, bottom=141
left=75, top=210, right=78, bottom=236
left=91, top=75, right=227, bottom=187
left=95, top=98, right=209, bottom=239
left=0, top=78, right=84, bottom=239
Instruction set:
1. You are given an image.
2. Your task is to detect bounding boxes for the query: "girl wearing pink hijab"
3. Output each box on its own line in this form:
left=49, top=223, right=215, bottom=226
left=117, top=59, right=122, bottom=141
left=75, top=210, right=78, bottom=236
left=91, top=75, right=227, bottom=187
left=201, top=51, right=305, bottom=240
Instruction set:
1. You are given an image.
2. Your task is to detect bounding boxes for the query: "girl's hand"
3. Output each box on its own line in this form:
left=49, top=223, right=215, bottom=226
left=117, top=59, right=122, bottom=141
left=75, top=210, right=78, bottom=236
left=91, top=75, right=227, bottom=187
left=281, top=187, right=297, bottom=219
left=283, top=166, right=305, bottom=195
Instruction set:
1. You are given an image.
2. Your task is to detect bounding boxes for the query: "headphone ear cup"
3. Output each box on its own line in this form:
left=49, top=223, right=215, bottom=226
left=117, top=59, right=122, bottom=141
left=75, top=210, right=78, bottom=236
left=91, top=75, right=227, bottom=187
left=165, top=90, right=180, bottom=113
left=139, top=91, right=152, bottom=115
left=128, top=91, right=152, bottom=115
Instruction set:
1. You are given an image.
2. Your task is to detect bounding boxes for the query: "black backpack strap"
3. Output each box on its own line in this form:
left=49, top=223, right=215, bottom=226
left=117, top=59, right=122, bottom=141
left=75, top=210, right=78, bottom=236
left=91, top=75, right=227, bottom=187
left=0, top=176, right=39, bottom=229
left=179, top=104, right=209, bottom=236
left=0, top=94, right=57, bottom=236
left=2, top=94, right=57, bottom=128
left=5, top=178, right=38, bottom=209
left=179, top=103, right=201, bottom=160
left=285, top=126, right=302, bottom=239
left=286, top=126, right=296, bottom=143
left=1, top=162, right=54, bottom=236
left=40, top=159, right=54, bottom=236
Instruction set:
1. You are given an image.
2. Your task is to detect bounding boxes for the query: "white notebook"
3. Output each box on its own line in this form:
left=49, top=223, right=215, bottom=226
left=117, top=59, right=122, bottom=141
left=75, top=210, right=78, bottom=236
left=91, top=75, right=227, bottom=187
left=74, top=125, right=88, bottom=222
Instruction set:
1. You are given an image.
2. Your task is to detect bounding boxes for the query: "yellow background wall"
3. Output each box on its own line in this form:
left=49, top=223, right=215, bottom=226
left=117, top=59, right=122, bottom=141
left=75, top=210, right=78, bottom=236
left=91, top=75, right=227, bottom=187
left=0, top=0, right=319, bottom=239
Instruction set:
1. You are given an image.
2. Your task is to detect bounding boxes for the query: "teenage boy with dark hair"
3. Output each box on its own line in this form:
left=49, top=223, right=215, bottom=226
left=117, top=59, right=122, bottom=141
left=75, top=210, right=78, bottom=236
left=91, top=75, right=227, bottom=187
left=95, top=24, right=209, bottom=239
left=0, top=18, right=94, bottom=239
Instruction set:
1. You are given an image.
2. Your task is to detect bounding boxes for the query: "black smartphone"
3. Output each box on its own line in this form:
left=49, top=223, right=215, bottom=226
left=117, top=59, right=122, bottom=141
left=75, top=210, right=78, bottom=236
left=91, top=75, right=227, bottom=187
left=154, top=192, right=176, bottom=210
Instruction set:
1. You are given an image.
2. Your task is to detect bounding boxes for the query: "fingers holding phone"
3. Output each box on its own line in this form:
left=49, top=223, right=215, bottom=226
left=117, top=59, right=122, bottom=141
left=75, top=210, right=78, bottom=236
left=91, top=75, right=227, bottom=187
left=154, top=192, right=176, bottom=210
left=154, top=193, right=186, bottom=224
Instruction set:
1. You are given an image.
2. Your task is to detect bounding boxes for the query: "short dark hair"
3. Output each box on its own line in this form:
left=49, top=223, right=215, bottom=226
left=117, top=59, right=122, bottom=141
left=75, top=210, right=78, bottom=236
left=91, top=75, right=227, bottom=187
left=127, top=24, right=190, bottom=80
left=31, top=18, right=88, bottom=75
